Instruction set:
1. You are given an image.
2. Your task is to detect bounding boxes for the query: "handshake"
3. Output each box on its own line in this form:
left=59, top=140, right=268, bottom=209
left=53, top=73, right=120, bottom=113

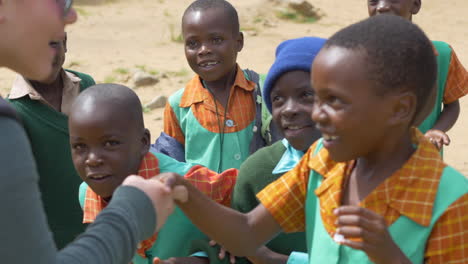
left=122, top=173, right=188, bottom=232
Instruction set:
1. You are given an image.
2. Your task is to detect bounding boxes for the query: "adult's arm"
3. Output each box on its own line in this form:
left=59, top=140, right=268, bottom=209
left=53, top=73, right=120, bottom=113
left=0, top=116, right=156, bottom=264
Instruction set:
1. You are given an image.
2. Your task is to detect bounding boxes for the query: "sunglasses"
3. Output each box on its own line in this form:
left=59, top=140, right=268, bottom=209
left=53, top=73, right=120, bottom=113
left=57, top=0, right=73, bottom=17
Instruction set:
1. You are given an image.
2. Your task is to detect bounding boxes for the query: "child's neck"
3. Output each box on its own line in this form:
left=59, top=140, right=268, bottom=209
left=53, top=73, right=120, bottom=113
left=30, top=72, right=64, bottom=112
left=342, top=129, right=415, bottom=205
left=202, top=66, right=238, bottom=109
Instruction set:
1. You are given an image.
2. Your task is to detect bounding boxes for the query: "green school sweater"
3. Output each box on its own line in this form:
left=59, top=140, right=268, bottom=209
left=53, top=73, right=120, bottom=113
left=7, top=70, right=95, bottom=249
left=192, top=141, right=307, bottom=263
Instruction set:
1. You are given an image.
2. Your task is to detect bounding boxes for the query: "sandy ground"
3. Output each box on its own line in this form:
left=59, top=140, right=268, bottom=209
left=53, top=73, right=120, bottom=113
left=1, top=0, right=467, bottom=173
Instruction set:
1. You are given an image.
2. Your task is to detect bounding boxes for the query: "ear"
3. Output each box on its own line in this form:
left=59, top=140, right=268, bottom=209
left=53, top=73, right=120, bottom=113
left=237, top=31, right=244, bottom=52
left=140, top=128, right=151, bottom=157
left=388, top=91, right=417, bottom=126
left=63, top=32, right=68, bottom=53
left=411, top=0, right=421, bottom=15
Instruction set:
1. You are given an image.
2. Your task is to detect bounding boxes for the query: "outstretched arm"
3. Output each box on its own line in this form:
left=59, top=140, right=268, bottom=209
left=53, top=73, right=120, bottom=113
left=163, top=172, right=282, bottom=257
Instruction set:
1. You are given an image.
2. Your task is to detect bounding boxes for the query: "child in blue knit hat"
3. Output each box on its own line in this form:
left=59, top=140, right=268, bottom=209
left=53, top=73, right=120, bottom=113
left=156, top=37, right=326, bottom=264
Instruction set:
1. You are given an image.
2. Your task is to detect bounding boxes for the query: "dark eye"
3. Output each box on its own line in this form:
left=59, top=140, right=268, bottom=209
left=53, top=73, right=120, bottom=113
left=212, top=36, right=223, bottom=44
left=72, top=143, right=86, bottom=151
left=186, top=39, right=198, bottom=49
left=104, top=140, right=120, bottom=148
left=301, top=91, right=314, bottom=99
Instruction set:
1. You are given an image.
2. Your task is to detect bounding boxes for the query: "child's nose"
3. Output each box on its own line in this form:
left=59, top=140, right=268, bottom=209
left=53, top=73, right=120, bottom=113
left=376, top=1, right=391, bottom=14
left=311, top=102, right=327, bottom=124
left=64, top=7, right=78, bottom=25
left=85, top=151, right=103, bottom=167
left=198, top=43, right=211, bottom=55
left=281, top=98, right=298, bottom=118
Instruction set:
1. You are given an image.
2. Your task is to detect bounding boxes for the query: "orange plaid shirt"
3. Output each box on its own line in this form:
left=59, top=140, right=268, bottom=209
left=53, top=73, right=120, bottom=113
left=164, top=65, right=256, bottom=145
left=258, top=129, right=467, bottom=263
left=443, top=48, right=468, bottom=104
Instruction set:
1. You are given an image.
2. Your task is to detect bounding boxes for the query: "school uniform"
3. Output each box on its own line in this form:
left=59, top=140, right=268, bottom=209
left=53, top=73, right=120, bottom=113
left=258, top=129, right=467, bottom=263
left=419, top=42, right=468, bottom=133
left=79, top=151, right=237, bottom=264
left=162, top=65, right=273, bottom=172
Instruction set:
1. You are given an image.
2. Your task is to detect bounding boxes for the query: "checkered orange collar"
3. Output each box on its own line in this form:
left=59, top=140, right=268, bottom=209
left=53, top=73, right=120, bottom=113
left=179, top=65, right=255, bottom=108
left=307, top=128, right=446, bottom=226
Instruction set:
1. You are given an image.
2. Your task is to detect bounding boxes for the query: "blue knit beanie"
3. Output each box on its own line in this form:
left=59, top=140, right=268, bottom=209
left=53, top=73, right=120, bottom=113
left=263, top=37, right=327, bottom=113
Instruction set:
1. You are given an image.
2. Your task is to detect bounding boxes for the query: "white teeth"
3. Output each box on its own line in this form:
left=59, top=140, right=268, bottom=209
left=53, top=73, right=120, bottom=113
left=288, top=126, right=303, bottom=130
left=323, top=134, right=338, bottom=141
left=201, top=61, right=218, bottom=67
left=89, top=174, right=108, bottom=179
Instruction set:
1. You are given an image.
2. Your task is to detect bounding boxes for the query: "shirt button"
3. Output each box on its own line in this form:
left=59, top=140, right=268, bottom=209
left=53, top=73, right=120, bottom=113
left=234, top=154, right=241, bottom=160
left=253, top=125, right=258, bottom=133
left=225, top=119, right=235, bottom=127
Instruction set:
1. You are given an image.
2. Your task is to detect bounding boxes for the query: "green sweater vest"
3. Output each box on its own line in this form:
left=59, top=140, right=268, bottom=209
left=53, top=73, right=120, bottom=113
left=7, top=70, right=95, bottom=249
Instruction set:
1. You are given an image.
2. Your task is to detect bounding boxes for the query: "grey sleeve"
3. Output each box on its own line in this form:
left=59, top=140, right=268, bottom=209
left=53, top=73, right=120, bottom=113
left=0, top=117, right=156, bottom=264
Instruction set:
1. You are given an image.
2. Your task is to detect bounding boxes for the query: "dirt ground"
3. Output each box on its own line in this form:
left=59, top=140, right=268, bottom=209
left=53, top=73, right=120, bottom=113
left=1, top=0, right=467, bottom=174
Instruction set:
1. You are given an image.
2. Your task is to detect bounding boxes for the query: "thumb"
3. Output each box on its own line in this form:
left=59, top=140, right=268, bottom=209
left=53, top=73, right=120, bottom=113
left=172, top=185, right=188, bottom=203
left=153, top=257, right=161, bottom=264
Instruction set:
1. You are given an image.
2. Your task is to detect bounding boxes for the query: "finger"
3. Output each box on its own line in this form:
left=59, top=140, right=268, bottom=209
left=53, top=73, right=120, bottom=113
left=336, top=225, right=371, bottom=240
left=442, top=134, right=450, bottom=145
left=335, top=206, right=379, bottom=220
left=340, top=238, right=365, bottom=251
left=172, top=185, right=188, bottom=203
left=153, top=257, right=161, bottom=264
left=219, top=247, right=226, bottom=260
left=209, top=240, right=217, bottom=246
left=336, top=214, right=374, bottom=230
left=230, top=254, right=236, bottom=264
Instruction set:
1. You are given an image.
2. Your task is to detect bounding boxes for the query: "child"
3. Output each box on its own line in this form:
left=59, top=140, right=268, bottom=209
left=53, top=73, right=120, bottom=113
left=155, top=0, right=280, bottom=172
left=7, top=33, right=96, bottom=248
left=162, top=15, right=467, bottom=264
left=69, top=83, right=237, bottom=264
left=367, top=0, right=468, bottom=151
left=180, top=37, right=327, bottom=264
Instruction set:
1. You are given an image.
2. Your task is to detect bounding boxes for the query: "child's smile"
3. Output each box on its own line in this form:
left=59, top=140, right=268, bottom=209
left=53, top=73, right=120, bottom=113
left=271, top=70, right=319, bottom=151
left=311, top=46, right=394, bottom=162
left=182, top=8, right=243, bottom=82
left=69, top=104, right=147, bottom=199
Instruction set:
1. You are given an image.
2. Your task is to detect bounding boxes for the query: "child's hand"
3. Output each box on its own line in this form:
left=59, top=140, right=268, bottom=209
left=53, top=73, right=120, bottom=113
left=424, top=129, right=450, bottom=150
left=209, top=240, right=236, bottom=264
left=334, top=206, right=411, bottom=264
left=155, top=172, right=189, bottom=203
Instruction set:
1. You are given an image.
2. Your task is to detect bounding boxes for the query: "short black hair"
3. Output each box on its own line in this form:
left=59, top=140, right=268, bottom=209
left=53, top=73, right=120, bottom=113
left=71, top=83, right=145, bottom=130
left=183, top=0, right=240, bottom=33
left=324, top=14, right=437, bottom=119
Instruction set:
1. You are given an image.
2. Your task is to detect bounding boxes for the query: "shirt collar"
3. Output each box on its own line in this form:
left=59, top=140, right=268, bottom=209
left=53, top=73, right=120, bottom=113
left=307, top=128, right=445, bottom=226
left=180, top=65, right=256, bottom=108
left=273, top=139, right=305, bottom=174
left=9, top=70, right=80, bottom=99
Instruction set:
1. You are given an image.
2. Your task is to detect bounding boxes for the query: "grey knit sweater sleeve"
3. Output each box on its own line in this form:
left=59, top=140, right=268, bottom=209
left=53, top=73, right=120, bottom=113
left=0, top=116, right=156, bottom=264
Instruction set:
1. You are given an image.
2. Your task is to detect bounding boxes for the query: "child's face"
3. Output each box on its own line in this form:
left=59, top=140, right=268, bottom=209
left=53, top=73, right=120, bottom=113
left=182, top=8, right=243, bottom=82
left=271, top=71, right=320, bottom=152
left=367, top=0, right=421, bottom=20
left=69, top=106, right=149, bottom=199
left=43, top=36, right=67, bottom=84
left=311, top=46, right=396, bottom=162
